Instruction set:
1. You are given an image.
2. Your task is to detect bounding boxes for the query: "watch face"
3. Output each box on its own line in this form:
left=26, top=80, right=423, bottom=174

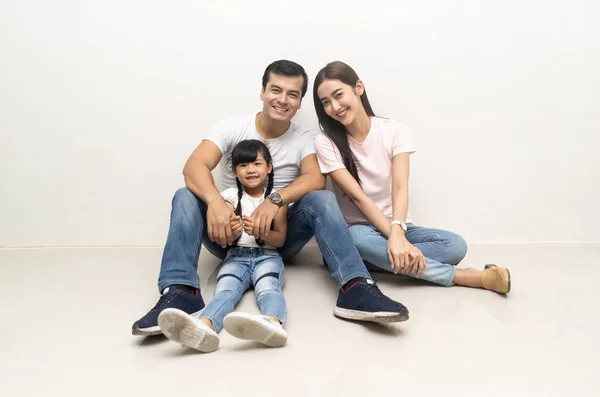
left=270, top=193, right=283, bottom=206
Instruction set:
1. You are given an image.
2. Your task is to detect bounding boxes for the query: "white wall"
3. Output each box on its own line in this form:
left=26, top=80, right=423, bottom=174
left=1, top=0, right=599, bottom=247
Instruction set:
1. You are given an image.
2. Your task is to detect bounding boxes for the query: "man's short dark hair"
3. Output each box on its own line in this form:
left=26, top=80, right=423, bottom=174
left=262, top=60, right=309, bottom=98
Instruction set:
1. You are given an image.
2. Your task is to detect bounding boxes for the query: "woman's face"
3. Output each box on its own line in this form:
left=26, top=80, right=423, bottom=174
left=316, top=78, right=365, bottom=127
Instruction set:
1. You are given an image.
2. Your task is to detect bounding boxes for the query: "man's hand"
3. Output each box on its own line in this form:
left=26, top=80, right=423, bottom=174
left=230, top=215, right=243, bottom=241
left=207, top=200, right=235, bottom=248
left=249, top=199, right=279, bottom=239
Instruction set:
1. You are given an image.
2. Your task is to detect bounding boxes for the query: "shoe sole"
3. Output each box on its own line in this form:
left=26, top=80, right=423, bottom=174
left=334, top=307, right=410, bottom=323
left=132, top=309, right=203, bottom=336
left=157, top=309, right=218, bottom=353
left=223, top=314, right=287, bottom=347
left=132, top=325, right=162, bottom=336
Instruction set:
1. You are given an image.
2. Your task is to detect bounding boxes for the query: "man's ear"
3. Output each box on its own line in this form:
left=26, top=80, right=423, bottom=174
left=260, top=88, right=265, bottom=102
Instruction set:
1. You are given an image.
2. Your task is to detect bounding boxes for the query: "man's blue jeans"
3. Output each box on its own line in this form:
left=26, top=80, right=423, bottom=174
left=157, top=188, right=370, bottom=293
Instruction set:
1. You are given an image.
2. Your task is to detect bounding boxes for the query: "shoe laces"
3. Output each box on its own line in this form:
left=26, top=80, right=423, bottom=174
left=363, top=282, right=387, bottom=299
left=151, top=292, right=178, bottom=312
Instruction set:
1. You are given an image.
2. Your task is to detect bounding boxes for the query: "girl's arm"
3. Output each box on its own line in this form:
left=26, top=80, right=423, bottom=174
left=328, top=169, right=392, bottom=236
left=261, top=205, right=288, bottom=248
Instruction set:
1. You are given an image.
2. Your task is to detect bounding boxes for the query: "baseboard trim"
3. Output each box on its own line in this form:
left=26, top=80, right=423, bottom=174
left=1, top=241, right=599, bottom=250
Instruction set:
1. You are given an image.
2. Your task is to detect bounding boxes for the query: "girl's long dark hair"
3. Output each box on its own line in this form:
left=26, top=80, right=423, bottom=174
left=229, top=139, right=274, bottom=246
left=313, top=61, right=376, bottom=184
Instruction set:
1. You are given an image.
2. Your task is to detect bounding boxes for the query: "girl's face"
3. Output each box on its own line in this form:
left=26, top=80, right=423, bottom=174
left=233, top=151, right=272, bottom=190
left=317, top=78, right=365, bottom=127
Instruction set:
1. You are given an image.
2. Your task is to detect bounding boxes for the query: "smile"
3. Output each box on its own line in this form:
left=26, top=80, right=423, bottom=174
left=336, top=108, right=348, bottom=117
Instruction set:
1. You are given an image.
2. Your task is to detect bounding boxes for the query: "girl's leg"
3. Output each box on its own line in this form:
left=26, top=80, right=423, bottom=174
left=252, top=252, right=286, bottom=325
left=200, top=253, right=252, bottom=332
left=222, top=250, right=287, bottom=347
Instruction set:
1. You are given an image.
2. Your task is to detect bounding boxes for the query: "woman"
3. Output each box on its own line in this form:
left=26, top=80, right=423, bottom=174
left=313, top=61, right=510, bottom=293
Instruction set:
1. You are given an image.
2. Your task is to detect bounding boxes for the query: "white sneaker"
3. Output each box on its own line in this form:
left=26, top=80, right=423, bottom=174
left=157, top=308, right=219, bottom=353
left=223, top=312, right=287, bottom=348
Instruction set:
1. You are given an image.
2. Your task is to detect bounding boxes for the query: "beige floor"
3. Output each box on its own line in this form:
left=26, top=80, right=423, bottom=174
left=1, top=243, right=599, bottom=397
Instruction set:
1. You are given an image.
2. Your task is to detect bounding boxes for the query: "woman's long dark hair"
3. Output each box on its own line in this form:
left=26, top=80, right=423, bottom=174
left=229, top=139, right=274, bottom=246
left=313, top=61, right=376, bottom=184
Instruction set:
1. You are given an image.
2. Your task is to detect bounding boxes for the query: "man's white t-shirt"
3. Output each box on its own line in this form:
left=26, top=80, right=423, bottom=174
left=220, top=187, right=277, bottom=249
left=204, top=114, right=318, bottom=192
left=315, top=117, right=416, bottom=226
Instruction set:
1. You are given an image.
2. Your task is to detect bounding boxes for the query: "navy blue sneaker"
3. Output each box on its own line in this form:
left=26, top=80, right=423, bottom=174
left=335, top=278, right=409, bottom=323
left=132, top=286, right=205, bottom=336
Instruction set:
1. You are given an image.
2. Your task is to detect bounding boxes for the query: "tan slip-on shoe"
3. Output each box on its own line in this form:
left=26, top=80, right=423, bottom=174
left=482, top=264, right=511, bottom=294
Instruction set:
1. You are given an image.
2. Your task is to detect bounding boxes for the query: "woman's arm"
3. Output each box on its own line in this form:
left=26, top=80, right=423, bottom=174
left=260, top=205, right=288, bottom=248
left=328, top=169, right=392, bottom=236
left=391, top=153, right=410, bottom=228
left=389, top=152, right=425, bottom=276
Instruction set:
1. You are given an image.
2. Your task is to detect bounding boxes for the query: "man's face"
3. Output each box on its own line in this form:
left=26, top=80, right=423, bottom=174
left=260, top=72, right=304, bottom=122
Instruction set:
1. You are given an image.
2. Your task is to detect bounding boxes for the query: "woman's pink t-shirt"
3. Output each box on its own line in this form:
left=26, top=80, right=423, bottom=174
left=315, top=117, right=416, bottom=226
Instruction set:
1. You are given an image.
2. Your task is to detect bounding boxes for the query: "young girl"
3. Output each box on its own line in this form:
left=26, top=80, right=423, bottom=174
left=313, top=61, right=511, bottom=295
left=157, top=140, right=288, bottom=352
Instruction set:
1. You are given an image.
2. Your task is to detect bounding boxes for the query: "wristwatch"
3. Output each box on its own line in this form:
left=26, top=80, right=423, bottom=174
left=390, top=220, right=407, bottom=232
left=268, top=192, right=284, bottom=207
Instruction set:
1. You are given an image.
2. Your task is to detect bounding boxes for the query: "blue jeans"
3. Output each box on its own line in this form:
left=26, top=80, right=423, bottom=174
left=200, top=247, right=285, bottom=332
left=157, top=188, right=370, bottom=292
left=349, top=223, right=468, bottom=287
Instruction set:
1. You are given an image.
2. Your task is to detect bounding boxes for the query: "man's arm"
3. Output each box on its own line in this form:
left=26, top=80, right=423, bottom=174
left=277, top=154, right=326, bottom=205
left=250, top=154, right=326, bottom=238
left=183, top=140, right=223, bottom=204
left=182, top=140, right=235, bottom=247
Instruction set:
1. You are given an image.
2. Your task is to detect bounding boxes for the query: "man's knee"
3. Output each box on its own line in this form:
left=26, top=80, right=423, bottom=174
left=301, top=190, right=339, bottom=212
left=172, top=187, right=203, bottom=212
left=173, top=187, right=195, bottom=204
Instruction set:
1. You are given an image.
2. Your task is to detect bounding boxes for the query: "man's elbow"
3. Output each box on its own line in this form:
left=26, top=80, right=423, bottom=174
left=273, top=238, right=286, bottom=248
left=182, top=168, right=193, bottom=188
left=314, top=174, right=327, bottom=190
left=182, top=160, right=193, bottom=179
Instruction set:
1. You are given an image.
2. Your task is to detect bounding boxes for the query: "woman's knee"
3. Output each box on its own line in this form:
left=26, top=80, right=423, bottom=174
left=447, top=233, right=468, bottom=265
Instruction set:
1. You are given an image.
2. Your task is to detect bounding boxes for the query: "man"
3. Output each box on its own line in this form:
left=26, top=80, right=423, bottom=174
left=132, top=60, right=408, bottom=337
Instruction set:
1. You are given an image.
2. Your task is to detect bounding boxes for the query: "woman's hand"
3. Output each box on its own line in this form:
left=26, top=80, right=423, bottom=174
left=388, top=229, right=426, bottom=277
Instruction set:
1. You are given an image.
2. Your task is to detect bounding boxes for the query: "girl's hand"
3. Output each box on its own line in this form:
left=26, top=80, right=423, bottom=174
left=230, top=215, right=243, bottom=241
left=243, top=214, right=255, bottom=237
